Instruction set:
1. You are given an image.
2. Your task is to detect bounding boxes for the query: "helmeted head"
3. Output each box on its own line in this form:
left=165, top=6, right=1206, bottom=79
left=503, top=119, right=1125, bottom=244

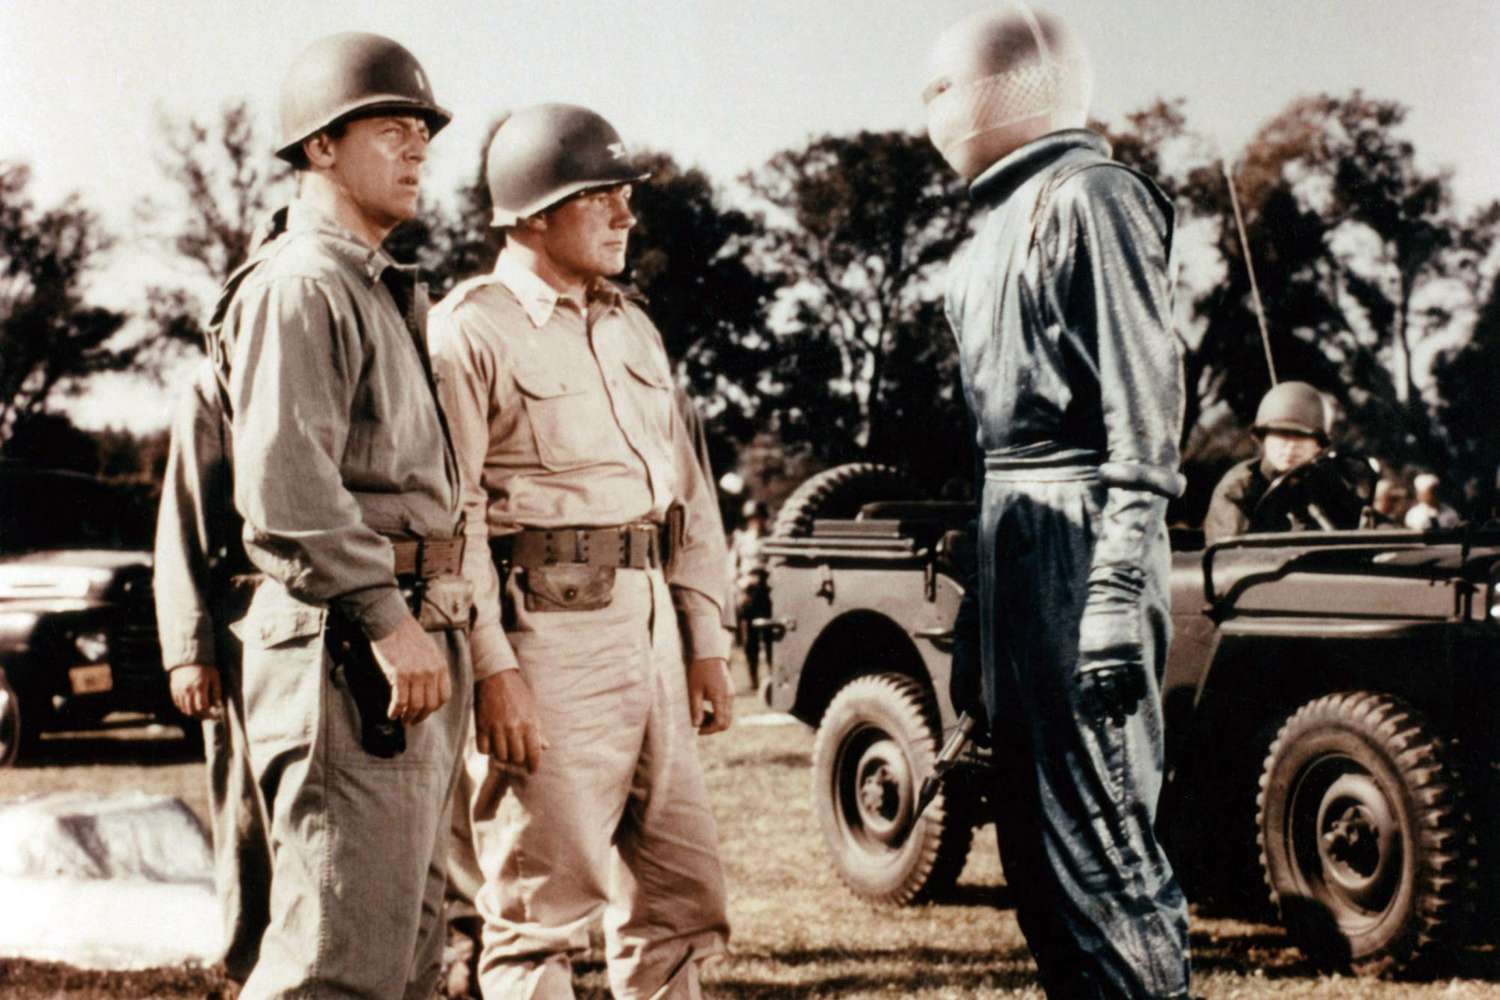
left=1413, top=472, right=1441, bottom=505
left=276, top=32, right=451, bottom=167
left=485, top=104, right=650, bottom=227
left=922, top=3, right=1092, bottom=180
left=1253, top=381, right=1329, bottom=475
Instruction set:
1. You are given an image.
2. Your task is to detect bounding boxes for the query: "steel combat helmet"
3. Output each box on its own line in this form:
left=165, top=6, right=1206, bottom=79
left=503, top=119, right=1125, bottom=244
left=485, top=104, right=649, bottom=226
left=276, top=32, right=451, bottom=165
left=923, top=2, right=1092, bottom=180
left=1253, top=381, right=1329, bottom=442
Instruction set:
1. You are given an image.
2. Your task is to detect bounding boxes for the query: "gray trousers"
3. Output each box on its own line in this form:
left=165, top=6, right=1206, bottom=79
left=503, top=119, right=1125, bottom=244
left=201, top=660, right=274, bottom=984
left=231, top=580, right=470, bottom=999
left=978, top=469, right=1190, bottom=1000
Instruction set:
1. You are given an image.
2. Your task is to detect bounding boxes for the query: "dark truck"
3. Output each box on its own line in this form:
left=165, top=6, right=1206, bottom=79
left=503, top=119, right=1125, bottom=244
left=0, top=463, right=183, bottom=765
left=756, top=462, right=1498, bottom=977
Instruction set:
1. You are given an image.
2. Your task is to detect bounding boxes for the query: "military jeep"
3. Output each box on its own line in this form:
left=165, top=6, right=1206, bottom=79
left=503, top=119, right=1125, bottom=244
left=756, top=462, right=1498, bottom=976
left=0, top=463, right=181, bottom=766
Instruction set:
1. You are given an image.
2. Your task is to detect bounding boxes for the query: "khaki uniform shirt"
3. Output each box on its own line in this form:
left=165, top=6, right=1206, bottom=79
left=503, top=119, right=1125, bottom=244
left=430, top=249, right=730, bottom=680
left=154, top=360, right=235, bottom=668
left=217, top=201, right=460, bottom=639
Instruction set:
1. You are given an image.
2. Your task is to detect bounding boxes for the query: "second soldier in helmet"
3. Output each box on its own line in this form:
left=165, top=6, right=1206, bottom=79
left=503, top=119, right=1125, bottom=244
left=430, top=104, right=734, bottom=999
left=1203, top=381, right=1331, bottom=543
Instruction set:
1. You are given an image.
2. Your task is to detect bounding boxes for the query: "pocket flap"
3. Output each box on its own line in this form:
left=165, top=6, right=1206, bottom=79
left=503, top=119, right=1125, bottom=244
left=520, top=564, right=615, bottom=612
left=622, top=356, right=671, bottom=390
left=232, top=605, right=326, bottom=648
left=418, top=574, right=474, bottom=631
left=512, top=366, right=582, bottom=400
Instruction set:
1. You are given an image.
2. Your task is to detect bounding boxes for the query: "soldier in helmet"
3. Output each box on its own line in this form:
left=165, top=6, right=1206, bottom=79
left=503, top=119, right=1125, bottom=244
left=183, top=32, right=471, bottom=998
left=925, top=4, right=1193, bottom=997
left=429, top=104, right=733, bottom=998
left=1203, top=381, right=1330, bottom=544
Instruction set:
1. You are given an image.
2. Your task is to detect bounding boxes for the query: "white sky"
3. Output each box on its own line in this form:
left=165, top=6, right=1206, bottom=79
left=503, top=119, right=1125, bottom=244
left=4, top=0, right=1499, bottom=431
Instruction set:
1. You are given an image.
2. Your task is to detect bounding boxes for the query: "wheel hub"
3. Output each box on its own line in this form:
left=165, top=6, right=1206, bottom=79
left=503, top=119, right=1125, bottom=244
left=847, top=736, right=912, bottom=846
left=860, top=763, right=897, bottom=816
left=1312, top=771, right=1401, bottom=912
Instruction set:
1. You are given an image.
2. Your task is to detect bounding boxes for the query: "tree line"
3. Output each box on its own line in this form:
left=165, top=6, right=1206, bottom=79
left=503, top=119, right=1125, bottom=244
left=3, top=90, right=1497, bottom=522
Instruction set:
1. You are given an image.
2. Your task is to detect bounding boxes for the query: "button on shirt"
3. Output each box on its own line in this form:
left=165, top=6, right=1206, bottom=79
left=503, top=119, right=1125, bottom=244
left=430, top=249, right=731, bottom=680
left=219, top=201, right=460, bottom=640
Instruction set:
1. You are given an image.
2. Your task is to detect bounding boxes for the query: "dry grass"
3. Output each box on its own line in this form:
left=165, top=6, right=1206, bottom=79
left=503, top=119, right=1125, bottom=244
left=1, top=675, right=1496, bottom=998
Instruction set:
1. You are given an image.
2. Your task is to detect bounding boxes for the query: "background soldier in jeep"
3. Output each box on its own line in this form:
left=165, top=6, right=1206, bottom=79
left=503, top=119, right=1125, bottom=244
left=1204, top=380, right=1333, bottom=543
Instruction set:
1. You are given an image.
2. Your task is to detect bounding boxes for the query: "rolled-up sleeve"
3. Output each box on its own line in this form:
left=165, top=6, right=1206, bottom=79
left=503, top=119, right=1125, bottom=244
left=224, top=276, right=406, bottom=639
left=431, top=306, right=519, bottom=680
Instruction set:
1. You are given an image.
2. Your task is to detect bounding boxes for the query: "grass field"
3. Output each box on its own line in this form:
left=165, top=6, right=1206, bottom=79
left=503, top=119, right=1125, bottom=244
left=1, top=666, right=1496, bottom=999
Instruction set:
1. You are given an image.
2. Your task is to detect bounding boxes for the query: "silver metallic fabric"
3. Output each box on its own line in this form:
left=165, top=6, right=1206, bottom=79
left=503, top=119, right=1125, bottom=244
left=945, top=129, right=1192, bottom=999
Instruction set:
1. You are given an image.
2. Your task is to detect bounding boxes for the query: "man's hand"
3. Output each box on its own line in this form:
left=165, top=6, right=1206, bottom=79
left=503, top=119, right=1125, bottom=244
left=168, top=665, right=222, bottom=720
left=370, top=613, right=451, bottom=725
left=1077, top=565, right=1149, bottom=726
left=474, top=669, right=548, bottom=773
left=1076, top=662, right=1147, bottom=726
left=687, top=657, right=733, bottom=735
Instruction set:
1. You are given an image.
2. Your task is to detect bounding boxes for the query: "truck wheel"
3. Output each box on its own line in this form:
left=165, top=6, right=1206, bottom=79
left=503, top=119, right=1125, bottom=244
left=0, top=669, right=27, bottom=767
left=773, top=463, right=918, bottom=538
left=1256, top=691, right=1474, bottom=975
left=812, top=672, right=971, bottom=905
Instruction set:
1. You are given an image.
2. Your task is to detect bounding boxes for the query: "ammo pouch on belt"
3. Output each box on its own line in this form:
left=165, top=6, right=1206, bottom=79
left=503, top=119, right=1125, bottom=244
left=493, top=516, right=677, bottom=614
left=518, top=564, right=615, bottom=613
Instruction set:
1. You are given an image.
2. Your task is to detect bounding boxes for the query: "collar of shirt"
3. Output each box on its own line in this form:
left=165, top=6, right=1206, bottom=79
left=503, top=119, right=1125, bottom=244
left=284, top=199, right=406, bottom=287
left=968, top=128, right=1110, bottom=206
left=492, top=249, right=632, bottom=329
left=493, top=249, right=568, bottom=328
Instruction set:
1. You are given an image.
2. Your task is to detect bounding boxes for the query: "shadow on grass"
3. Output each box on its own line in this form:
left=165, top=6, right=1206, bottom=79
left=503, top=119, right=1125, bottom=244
left=931, top=881, right=1013, bottom=909
left=1186, top=921, right=1500, bottom=984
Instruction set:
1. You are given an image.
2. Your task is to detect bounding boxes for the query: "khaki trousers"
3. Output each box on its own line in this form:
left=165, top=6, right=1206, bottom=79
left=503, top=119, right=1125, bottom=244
left=463, top=567, right=728, bottom=999
left=233, top=580, right=471, bottom=1000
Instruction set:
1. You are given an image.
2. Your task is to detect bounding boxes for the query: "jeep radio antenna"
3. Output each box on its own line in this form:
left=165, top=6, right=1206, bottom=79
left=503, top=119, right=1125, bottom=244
left=1222, top=154, right=1279, bottom=385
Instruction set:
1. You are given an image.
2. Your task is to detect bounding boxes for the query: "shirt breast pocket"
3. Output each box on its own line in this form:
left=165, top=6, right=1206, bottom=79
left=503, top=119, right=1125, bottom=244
left=512, top=366, right=614, bottom=471
left=621, top=356, right=674, bottom=440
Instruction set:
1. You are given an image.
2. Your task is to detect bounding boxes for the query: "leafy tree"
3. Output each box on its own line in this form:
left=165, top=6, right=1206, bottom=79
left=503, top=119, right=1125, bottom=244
left=624, top=151, right=779, bottom=449
left=1433, top=274, right=1500, bottom=517
left=1188, top=94, right=1498, bottom=471
left=0, top=163, right=131, bottom=445
left=0, top=412, right=101, bottom=473
left=137, top=100, right=291, bottom=353
left=741, top=130, right=974, bottom=483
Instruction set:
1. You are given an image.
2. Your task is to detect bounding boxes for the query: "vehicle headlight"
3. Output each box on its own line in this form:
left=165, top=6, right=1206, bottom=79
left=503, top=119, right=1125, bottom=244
left=73, top=630, right=110, bottom=663
left=0, top=611, right=40, bottom=638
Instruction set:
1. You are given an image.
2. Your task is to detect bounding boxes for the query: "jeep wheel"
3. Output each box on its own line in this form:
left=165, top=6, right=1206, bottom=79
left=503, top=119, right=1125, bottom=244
left=1257, top=692, right=1474, bottom=975
left=773, top=464, right=918, bottom=539
left=0, top=668, right=24, bottom=767
left=812, top=673, right=971, bottom=905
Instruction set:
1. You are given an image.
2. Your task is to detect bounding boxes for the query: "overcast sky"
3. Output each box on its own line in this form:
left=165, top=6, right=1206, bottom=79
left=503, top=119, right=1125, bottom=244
left=4, top=0, right=1498, bottom=431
